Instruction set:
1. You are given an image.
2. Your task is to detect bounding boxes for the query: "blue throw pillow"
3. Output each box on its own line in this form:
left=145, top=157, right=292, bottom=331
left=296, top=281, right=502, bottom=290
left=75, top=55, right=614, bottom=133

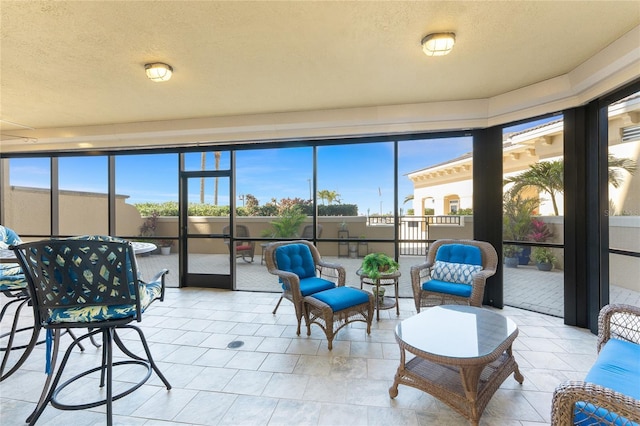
left=431, top=261, right=482, bottom=285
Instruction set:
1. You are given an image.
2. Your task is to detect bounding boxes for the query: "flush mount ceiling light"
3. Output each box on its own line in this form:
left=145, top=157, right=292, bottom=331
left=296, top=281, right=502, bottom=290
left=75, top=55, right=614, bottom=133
left=421, top=32, right=456, bottom=56
left=145, top=62, right=173, bottom=82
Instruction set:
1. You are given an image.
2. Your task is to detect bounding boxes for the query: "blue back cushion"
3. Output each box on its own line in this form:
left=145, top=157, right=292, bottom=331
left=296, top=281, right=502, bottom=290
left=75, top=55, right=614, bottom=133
left=435, top=244, right=482, bottom=266
left=275, top=244, right=316, bottom=279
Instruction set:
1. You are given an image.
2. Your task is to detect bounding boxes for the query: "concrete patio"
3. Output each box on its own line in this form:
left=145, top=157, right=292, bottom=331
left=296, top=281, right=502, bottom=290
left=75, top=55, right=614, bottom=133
left=135, top=252, right=640, bottom=319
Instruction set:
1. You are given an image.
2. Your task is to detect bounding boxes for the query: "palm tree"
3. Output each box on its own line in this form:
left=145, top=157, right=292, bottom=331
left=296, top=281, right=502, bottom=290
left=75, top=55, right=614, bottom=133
left=214, top=151, right=221, bottom=205
left=504, top=155, right=637, bottom=216
left=504, top=160, right=563, bottom=215
left=200, top=153, right=206, bottom=204
left=325, top=190, right=341, bottom=205
left=317, top=189, right=330, bottom=205
left=608, top=153, right=637, bottom=188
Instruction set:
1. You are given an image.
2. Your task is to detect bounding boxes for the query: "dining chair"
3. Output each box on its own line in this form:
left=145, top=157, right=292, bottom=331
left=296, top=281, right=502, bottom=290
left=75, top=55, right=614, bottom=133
left=12, top=235, right=171, bottom=425
left=0, top=225, right=36, bottom=381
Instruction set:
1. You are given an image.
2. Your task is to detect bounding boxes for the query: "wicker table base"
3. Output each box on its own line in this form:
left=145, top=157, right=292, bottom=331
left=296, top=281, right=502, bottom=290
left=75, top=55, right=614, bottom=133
left=389, top=306, right=524, bottom=426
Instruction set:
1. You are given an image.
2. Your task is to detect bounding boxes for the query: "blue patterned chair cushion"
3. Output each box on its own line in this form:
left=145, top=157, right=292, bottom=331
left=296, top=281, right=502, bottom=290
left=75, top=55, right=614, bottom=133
left=0, top=225, right=26, bottom=291
left=0, top=225, right=22, bottom=249
left=431, top=261, right=482, bottom=285
left=0, top=265, right=28, bottom=291
left=48, top=279, right=163, bottom=324
left=310, top=286, right=370, bottom=312
left=275, top=243, right=316, bottom=279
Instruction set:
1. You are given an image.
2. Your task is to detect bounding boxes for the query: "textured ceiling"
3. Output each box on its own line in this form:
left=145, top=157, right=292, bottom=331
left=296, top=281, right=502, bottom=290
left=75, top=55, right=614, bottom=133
left=1, top=1, right=639, bottom=136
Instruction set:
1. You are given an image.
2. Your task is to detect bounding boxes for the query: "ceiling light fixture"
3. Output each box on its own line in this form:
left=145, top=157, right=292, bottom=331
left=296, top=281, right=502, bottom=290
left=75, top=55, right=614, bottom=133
left=145, top=62, right=173, bottom=82
left=421, top=32, right=456, bottom=57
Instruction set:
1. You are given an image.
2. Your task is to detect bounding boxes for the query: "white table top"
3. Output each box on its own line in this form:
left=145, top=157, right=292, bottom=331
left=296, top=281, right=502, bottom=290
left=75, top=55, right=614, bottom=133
left=1, top=241, right=158, bottom=263
left=131, top=241, right=157, bottom=254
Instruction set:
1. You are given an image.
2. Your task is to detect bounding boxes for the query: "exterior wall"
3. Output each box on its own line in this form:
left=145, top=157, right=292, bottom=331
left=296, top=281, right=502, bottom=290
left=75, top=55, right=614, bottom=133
left=609, top=216, right=640, bottom=292
left=414, top=180, right=473, bottom=216
left=3, top=176, right=638, bottom=293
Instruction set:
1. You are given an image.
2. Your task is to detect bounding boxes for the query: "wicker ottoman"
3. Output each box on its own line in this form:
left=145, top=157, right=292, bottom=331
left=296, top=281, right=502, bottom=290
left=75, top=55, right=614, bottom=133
left=303, top=286, right=374, bottom=350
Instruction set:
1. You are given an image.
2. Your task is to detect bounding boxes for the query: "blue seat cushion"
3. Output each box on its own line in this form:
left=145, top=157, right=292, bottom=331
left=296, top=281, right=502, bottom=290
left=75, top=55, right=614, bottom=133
left=584, top=338, right=640, bottom=399
left=574, top=338, right=640, bottom=425
left=299, top=277, right=335, bottom=296
left=275, top=244, right=316, bottom=279
left=48, top=280, right=163, bottom=324
left=422, top=279, right=472, bottom=298
left=310, top=286, right=370, bottom=312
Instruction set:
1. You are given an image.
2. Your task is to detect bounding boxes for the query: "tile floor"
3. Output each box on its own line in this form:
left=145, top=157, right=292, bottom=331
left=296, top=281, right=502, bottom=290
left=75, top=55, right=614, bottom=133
left=1, top=287, right=600, bottom=426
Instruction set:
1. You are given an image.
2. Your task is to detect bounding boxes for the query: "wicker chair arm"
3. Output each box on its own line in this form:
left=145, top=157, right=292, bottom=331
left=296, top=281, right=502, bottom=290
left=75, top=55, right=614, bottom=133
left=316, top=261, right=346, bottom=286
left=267, top=268, right=301, bottom=291
left=472, top=268, right=496, bottom=281
left=410, top=262, right=431, bottom=302
left=316, top=259, right=343, bottom=270
left=410, top=261, right=432, bottom=282
left=551, top=381, right=640, bottom=425
left=597, top=304, right=640, bottom=353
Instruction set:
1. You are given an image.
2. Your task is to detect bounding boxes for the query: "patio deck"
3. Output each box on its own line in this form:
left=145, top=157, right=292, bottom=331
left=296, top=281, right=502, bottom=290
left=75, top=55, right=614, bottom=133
left=1, top=252, right=638, bottom=425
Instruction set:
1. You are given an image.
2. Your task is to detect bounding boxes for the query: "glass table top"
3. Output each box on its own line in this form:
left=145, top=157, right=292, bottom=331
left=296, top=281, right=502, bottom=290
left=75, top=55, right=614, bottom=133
left=395, top=305, right=518, bottom=359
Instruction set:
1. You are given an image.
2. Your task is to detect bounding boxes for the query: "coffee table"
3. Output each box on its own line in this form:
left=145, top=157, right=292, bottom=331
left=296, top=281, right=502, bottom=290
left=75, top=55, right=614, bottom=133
left=389, top=305, right=524, bottom=425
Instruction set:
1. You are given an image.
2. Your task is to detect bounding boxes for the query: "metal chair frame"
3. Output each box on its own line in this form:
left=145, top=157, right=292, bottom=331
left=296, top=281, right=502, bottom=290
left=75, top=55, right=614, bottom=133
left=12, top=237, right=171, bottom=426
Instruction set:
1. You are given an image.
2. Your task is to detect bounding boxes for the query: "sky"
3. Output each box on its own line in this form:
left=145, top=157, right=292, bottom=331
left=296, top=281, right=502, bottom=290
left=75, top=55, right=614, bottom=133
left=8, top=137, right=472, bottom=215
left=8, top=115, right=560, bottom=216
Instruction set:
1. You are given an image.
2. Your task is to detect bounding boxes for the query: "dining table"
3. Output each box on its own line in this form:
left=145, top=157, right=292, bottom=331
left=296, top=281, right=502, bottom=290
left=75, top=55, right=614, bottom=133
left=1, top=241, right=157, bottom=263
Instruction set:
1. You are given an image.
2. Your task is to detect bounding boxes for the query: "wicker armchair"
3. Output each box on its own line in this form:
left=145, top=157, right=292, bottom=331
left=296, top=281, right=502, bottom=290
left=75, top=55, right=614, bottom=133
left=300, top=224, right=323, bottom=239
left=223, top=224, right=255, bottom=263
left=551, top=304, right=640, bottom=425
left=264, top=240, right=345, bottom=335
left=410, top=239, right=498, bottom=312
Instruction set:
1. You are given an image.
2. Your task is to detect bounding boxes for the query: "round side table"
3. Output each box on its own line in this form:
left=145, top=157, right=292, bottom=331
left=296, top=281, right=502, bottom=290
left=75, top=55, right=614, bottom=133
left=356, top=268, right=401, bottom=321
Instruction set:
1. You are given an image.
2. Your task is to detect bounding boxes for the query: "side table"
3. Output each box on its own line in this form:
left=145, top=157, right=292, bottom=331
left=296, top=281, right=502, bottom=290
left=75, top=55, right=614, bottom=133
left=356, top=268, right=400, bottom=321
left=260, top=243, right=272, bottom=265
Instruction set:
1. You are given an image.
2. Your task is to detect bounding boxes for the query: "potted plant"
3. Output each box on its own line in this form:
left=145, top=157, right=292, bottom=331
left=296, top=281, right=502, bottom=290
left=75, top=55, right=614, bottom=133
left=158, top=240, right=174, bottom=255
left=360, top=252, right=399, bottom=280
left=261, top=206, right=307, bottom=238
left=528, top=218, right=553, bottom=243
left=532, top=247, right=556, bottom=271
left=503, top=245, right=521, bottom=268
left=503, top=192, right=538, bottom=265
left=372, top=286, right=385, bottom=305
